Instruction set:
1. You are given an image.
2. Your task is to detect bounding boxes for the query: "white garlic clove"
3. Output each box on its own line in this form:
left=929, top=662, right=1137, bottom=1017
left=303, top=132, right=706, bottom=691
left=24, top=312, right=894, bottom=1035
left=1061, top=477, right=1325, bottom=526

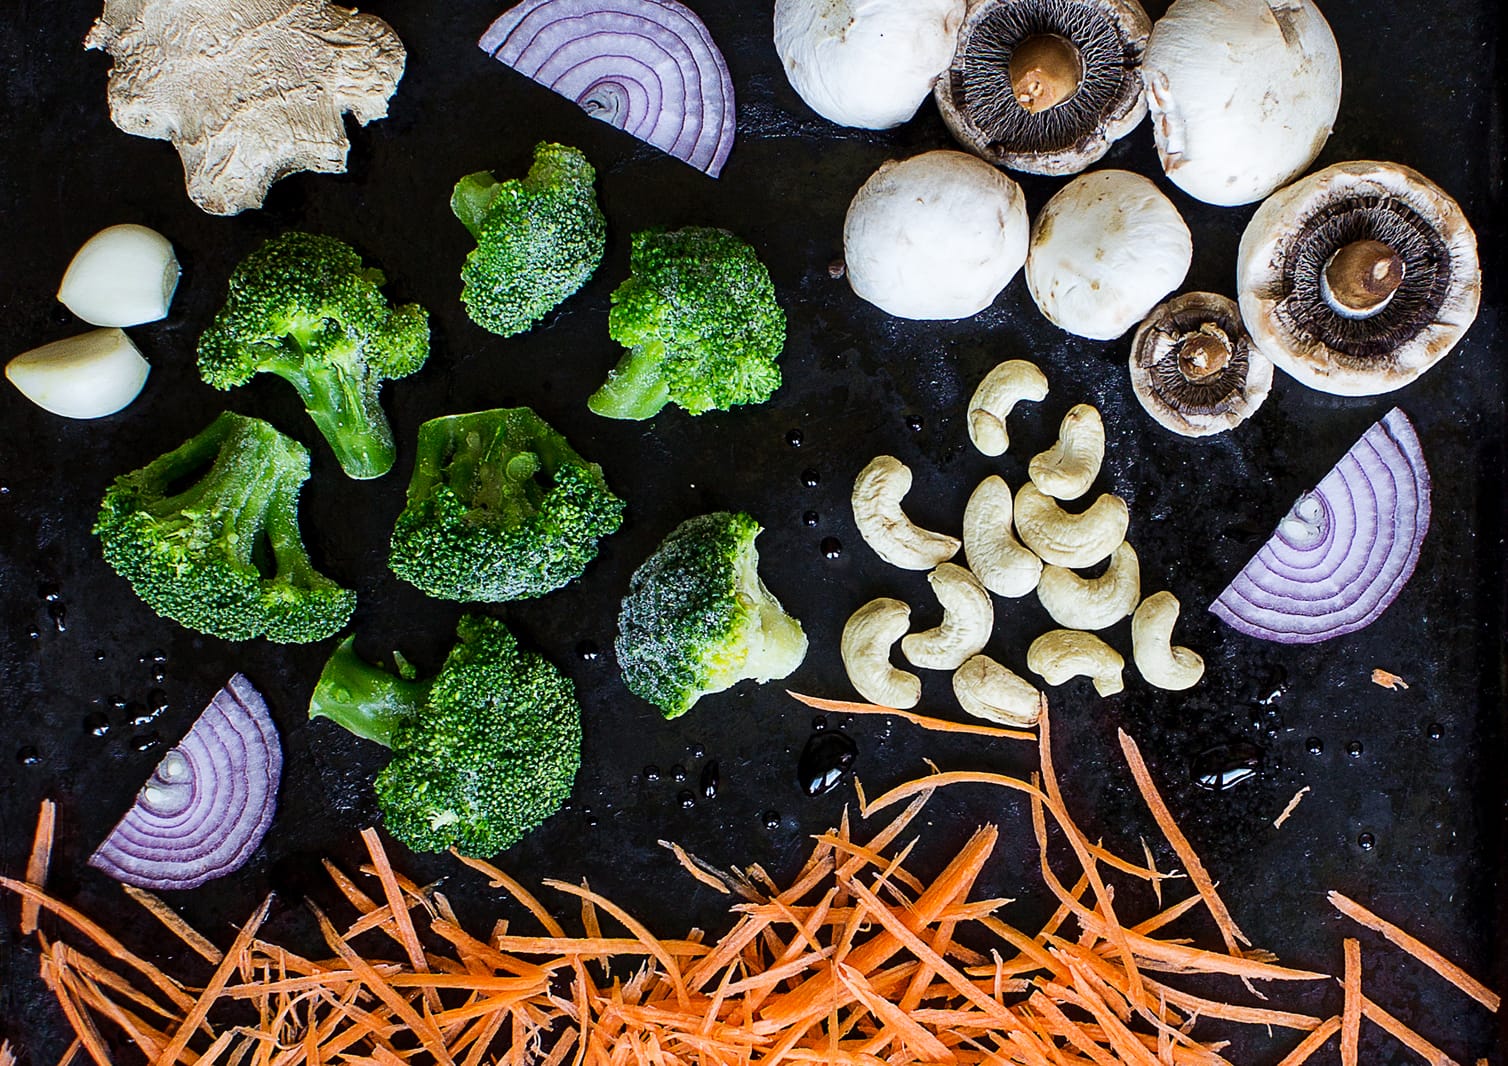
left=57, top=224, right=181, bottom=327
left=6, top=328, right=150, bottom=418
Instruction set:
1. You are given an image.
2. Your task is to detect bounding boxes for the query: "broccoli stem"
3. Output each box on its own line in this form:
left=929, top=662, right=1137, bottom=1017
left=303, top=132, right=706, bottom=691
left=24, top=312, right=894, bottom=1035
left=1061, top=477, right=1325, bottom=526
left=272, top=354, right=396, bottom=480
left=587, top=347, right=672, bottom=421
left=308, top=636, right=431, bottom=747
left=451, top=173, right=504, bottom=239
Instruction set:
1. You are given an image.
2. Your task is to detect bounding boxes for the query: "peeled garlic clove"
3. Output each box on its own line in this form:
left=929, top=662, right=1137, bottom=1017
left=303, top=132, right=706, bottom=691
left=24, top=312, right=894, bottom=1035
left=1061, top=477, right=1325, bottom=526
left=58, top=224, right=181, bottom=327
left=6, top=328, right=150, bottom=418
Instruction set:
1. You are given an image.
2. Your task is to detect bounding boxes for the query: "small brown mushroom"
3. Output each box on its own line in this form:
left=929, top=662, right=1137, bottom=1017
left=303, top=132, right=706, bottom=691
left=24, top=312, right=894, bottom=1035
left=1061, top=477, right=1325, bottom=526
left=934, top=0, right=1150, bottom=176
left=1237, top=161, right=1480, bottom=396
left=1129, top=292, right=1273, bottom=437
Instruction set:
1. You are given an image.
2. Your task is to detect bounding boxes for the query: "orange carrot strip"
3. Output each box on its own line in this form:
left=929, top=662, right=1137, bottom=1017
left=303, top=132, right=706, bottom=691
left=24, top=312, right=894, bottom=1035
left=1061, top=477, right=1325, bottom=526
left=22, top=799, right=57, bottom=936
left=1371, top=669, right=1408, bottom=690
left=835, top=963, right=954, bottom=1063
left=657, top=841, right=733, bottom=895
left=63, top=965, right=171, bottom=1060
left=1, top=878, right=194, bottom=1011
left=1140, top=839, right=1163, bottom=909
left=460, top=1010, right=509, bottom=1066
left=0, top=1042, right=14, bottom=1066
left=122, top=884, right=224, bottom=964
left=39, top=952, right=113, bottom=1066
left=60, top=944, right=180, bottom=1021
left=1329, top=891, right=1500, bottom=1013
left=1128, top=894, right=1204, bottom=938
left=1117, top=730, right=1248, bottom=954
left=1027, top=993, right=1120, bottom=1066
left=1361, top=996, right=1461, bottom=1066
left=51, top=1039, right=83, bottom=1066
left=322, top=859, right=379, bottom=913
left=544, top=880, right=691, bottom=1007
left=450, top=852, right=566, bottom=937
left=788, top=692, right=1036, bottom=742
left=1273, top=1017, right=1342, bottom=1066
left=1341, top=938, right=1361, bottom=1066
left=360, top=828, right=438, bottom=1014
left=1272, top=788, right=1311, bottom=830
left=154, top=894, right=272, bottom=1066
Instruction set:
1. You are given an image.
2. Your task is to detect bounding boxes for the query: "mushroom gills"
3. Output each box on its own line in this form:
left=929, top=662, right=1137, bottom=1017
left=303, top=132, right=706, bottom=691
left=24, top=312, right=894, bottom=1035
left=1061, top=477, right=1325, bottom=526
left=1141, top=308, right=1249, bottom=417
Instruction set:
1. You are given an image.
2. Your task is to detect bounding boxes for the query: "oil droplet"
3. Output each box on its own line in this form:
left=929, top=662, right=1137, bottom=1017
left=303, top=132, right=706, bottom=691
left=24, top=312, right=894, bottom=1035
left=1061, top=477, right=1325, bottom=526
left=1191, top=743, right=1262, bottom=791
left=801, top=469, right=821, bottom=488
left=1306, top=737, right=1324, bottom=755
left=802, top=510, right=819, bottom=528
left=762, top=810, right=781, bottom=830
left=906, top=415, right=924, bottom=432
left=812, top=715, right=827, bottom=731
left=799, top=732, right=858, bottom=796
left=17, top=746, right=40, bottom=766
left=94, top=649, right=107, bottom=662
left=1426, top=722, right=1444, bottom=741
left=821, top=537, right=843, bottom=560
left=671, top=764, right=687, bottom=783
left=690, top=742, right=705, bottom=759
left=131, top=732, right=162, bottom=753
left=576, top=640, right=600, bottom=662
left=700, top=760, right=720, bottom=800
left=84, top=712, right=110, bottom=737
left=1358, top=832, right=1375, bottom=851
left=1346, top=741, right=1364, bottom=758
left=675, top=790, right=695, bottom=809
left=643, top=765, right=661, bottom=783
left=786, top=429, right=804, bottom=448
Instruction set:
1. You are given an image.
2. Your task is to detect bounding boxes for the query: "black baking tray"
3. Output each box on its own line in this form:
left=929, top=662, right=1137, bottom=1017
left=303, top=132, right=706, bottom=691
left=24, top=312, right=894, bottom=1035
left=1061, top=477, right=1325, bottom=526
left=1, top=0, right=1503, bottom=1060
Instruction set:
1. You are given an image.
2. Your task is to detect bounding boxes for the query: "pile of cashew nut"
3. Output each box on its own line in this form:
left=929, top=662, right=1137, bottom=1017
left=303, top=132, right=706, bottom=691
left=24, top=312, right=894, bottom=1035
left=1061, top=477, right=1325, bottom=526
left=844, top=358, right=1203, bottom=724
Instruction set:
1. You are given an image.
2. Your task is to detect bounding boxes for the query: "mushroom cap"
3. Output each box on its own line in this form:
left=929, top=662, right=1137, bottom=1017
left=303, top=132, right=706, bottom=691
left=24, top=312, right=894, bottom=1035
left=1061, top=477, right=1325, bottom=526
left=1143, top=0, right=1340, bottom=207
left=1026, top=169, right=1191, bottom=340
left=774, top=0, right=966, bottom=130
left=1129, top=292, right=1274, bottom=437
left=844, top=150, right=1030, bottom=320
left=935, top=0, right=1150, bottom=176
left=1237, top=160, right=1481, bottom=396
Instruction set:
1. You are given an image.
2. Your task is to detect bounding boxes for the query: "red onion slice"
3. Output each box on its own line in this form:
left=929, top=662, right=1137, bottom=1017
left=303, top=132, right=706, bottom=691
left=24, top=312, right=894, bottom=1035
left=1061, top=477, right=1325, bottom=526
left=480, top=0, right=736, bottom=177
left=88, top=674, right=281, bottom=891
left=1211, top=408, right=1430, bottom=644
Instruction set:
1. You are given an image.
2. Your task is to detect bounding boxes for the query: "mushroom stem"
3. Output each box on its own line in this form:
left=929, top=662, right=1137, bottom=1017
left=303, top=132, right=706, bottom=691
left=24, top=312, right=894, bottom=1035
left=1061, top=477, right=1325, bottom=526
left=1321, top=239, right=1405, bottom=319
left=1009, top=34, right=1083, bottom=113
left=1177, top=325, right=1232, bottom=382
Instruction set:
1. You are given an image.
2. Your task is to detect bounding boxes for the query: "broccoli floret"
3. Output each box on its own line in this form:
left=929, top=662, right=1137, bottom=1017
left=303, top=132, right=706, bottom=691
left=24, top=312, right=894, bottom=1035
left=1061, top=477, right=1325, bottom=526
left=388, top=408, right=625, bottom=602
left=454, top=143, right=606, bottom=337
left=94, top=412, right=357, bottom=644
left=616, top=512, right=807, bottom=718
left=197, top=231, right=431, bottom=480
left=587, top=228, right=787, bottom=421
left=308, top=616, right=581, bottom=856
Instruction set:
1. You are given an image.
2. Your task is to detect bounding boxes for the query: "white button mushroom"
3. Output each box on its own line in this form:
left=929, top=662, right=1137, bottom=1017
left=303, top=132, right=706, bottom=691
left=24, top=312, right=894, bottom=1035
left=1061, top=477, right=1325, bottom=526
left=57, top=224, right=181, bottom=327
left=774, top=0, right=965, bottom=130
left=844, top=150, right=1030, bottom=320
left=1142, top=0, right=1341, bottom=207
left=1025, top=170, right=1191, bottom=340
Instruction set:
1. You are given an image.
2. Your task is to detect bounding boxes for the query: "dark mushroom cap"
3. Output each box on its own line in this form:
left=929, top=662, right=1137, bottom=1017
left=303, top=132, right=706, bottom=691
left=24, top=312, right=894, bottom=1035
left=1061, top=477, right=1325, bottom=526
left=1237, top=161, right=1480, bottom=396
left=935, top=0, right=1150, bottom=176
left=1130, top=292, right=1273, bottom=438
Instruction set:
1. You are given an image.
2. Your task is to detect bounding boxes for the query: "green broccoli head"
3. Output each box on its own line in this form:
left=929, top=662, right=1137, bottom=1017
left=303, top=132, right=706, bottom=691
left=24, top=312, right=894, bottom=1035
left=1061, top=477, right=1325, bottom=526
left=196, top=231, right=431, bottom=480
left=588, top=227, right=787, bottom=421
left=455, top=143, right=606, bottom=337
left=94, top=412, right=357, bottom=644
left=616, top=512, right=808, bottom=718
left=309, top=615, right=582, bottom=856
left=388, top=408, right=625, bottom=602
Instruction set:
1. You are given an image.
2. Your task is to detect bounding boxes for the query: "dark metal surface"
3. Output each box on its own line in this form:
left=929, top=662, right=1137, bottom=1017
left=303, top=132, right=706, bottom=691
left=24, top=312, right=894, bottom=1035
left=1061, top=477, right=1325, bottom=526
left=1, top=0, right=1503, bottom=1060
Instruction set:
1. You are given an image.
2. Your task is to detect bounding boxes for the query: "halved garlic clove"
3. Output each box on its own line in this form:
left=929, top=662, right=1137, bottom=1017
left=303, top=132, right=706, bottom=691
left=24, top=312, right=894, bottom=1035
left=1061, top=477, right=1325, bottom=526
left=58, top=224, right=181, bottom=327
left=6, top=328, right=150, bottom=418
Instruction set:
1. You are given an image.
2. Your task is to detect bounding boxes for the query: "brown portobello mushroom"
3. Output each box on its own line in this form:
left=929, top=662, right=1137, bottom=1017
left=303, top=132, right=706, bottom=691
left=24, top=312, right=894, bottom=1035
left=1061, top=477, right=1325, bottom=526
left=1130, top=292, right=1273, bottom=437
left=1237, top=161, right=1480, bottom=396
left=935, top=0, right=1150, bottom=176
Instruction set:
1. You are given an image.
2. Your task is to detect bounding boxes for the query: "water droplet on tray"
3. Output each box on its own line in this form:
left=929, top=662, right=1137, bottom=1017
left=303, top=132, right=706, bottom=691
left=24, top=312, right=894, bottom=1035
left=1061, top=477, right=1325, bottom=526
left=801, top=469, right=821, bottom=488
left=83, top=713, right=110, bottom=737
left=821, top=538, right=843, bottom=560
left=17, top=746, right=40, bottom=766
left=577, top=640, right=600, bottom=662
left=786, top=429, right=804, bottom=448
left=1191, top=743, right=1263, bottom=791
left=1306, top=737, right=1324, bottom=755
left=802, top=510, right=819, bottom=528
left=700, top=760, right=720, bottom=800
left=1346, top=741, right=1364, bottom=758
left=762, top=810, right=781, bottom=830
left=1357, top=832, right=1376, bottom=851
left=799, top=732, right=857, bottom=796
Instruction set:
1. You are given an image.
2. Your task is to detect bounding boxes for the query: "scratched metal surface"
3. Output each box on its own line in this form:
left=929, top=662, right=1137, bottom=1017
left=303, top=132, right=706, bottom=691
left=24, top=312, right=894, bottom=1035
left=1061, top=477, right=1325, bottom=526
left=0, top=0, right=1503, bottom=1060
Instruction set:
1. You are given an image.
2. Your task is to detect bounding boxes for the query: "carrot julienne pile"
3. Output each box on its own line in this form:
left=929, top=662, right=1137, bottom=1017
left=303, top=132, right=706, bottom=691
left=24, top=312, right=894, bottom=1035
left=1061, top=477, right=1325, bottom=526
left=4, top=701, right=1497, bottom=1066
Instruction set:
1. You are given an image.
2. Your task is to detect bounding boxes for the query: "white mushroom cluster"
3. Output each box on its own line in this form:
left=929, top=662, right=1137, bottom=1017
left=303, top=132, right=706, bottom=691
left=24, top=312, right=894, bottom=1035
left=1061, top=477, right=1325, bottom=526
left=842, top=359, right=1205, bottom=723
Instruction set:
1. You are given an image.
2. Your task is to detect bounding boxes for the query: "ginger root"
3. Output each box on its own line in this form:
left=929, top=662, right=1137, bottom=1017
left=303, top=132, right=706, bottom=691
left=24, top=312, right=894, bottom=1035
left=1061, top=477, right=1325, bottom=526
left=86, top=0, right=407, bottom=215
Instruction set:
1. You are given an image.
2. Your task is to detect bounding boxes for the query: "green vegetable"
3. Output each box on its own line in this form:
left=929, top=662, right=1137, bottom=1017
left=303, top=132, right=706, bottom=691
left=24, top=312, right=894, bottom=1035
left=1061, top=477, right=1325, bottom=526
left=308, top=615, right=581, bottom=856
left=454, top=143, right=606, bottom=337
left=94, top=411, right=356, bottom=644
left=616, top=512, right=807, bottom=718
left=588, top=227, right=786, bottom=421
left=388, top=408, right=625, bottom=602
left=196, top=232, right=430, bottom=480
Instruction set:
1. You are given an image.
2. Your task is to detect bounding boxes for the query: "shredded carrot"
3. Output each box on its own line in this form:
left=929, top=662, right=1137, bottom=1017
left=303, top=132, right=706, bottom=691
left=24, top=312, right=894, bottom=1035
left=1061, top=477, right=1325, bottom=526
left=359, top=827, right=438, bottom=1014
left=1329, top=890, right=1500, bottom=1012
left=1272, top=1017, right=1342, bottom=1066
left=1362, top=996, right=1462, bottom=1066
left=0, top=1043, right=12, bottom=1066
left=154, top=894, right=271, bottom=1066
left=121, top=885, right=224, bottom=965
left=1371, top=668, right=1409, bottom=690
left=1272, top=787, right=1311, bottom=830
left=788, top=691, right=1036, bottom=742
left=657, top=840, right=733, bottom=895
left=1341, top=938, right=1361, bottom=1066
left=22, top=798, right=57, bottom=936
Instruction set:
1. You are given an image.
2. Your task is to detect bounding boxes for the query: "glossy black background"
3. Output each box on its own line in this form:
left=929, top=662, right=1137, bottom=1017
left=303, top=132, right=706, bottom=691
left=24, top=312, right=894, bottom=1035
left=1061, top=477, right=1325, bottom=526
left=0, top=0, right=1503, bottom=1060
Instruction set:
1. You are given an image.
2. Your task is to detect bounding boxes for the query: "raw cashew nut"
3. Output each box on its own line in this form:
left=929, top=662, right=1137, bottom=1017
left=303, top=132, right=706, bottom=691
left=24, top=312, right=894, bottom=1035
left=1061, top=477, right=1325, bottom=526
left=852, top=456, right=962, bottom=570
left=1037, top=542, right=1140, bottom=631
left=901, top=563, right=993, bottom=671
left=968, top=359, right=1049, bottom=456
left=963, top=476, right=1042, bottom=598
left=1014, top=484, right=1129, bottom=568
left=953, top=654, right=1042, bottom=728
left=1132, top=592, right=1205, bottom=691
left=1029, top=404, right=1105, bottom=500
left=842, top=598, right=923, bottom=708
left=1027, top=630, right=1125, bottom=697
